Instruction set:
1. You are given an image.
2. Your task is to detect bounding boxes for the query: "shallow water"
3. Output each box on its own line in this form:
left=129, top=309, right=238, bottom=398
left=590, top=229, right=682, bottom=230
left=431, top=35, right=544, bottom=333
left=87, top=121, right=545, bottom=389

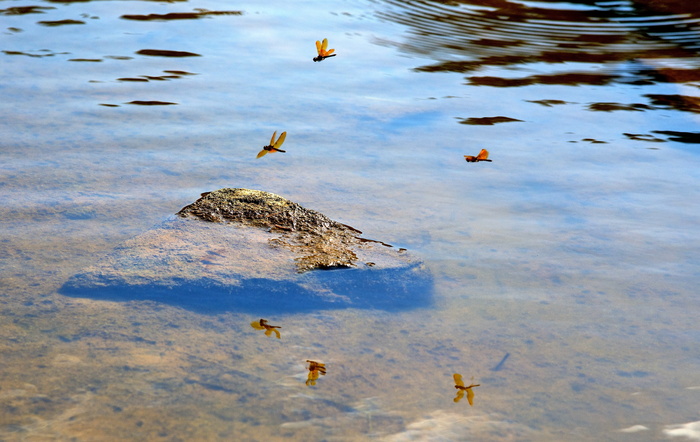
left=2, top=0, right=700, bottom=440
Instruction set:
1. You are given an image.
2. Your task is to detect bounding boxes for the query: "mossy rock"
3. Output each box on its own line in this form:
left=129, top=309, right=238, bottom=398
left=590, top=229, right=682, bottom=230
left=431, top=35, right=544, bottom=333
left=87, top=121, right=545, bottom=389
left=61, top=189, right=433, bottom=313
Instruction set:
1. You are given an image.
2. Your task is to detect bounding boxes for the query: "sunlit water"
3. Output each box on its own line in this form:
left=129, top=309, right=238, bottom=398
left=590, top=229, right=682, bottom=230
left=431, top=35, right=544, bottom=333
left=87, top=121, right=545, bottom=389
left=2, top=0, right=700, bottom=440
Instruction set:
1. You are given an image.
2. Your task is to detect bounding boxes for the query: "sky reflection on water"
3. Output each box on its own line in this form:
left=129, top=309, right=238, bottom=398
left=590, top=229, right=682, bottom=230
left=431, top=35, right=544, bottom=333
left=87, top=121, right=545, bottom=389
left=1, top=0, right=700, bottom=440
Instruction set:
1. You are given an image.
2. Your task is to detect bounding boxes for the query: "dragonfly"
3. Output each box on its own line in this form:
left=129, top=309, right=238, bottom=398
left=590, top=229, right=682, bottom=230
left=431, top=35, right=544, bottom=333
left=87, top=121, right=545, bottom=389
left=250, top=318, right=281, bottom=339
left=464, top=149, right=492, bottom=162
left=453, top=373, right=480, bottom=405
left=256, top=131, right=287, bottom=158
left=313, top=38, right=336, bottom=62
left=305, top=360, right=326, bottom=386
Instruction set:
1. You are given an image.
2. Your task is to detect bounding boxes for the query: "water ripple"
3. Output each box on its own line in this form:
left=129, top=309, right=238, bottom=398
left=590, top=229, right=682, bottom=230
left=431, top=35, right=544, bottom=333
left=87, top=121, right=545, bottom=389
left=377, top=0, right=700, bottom=83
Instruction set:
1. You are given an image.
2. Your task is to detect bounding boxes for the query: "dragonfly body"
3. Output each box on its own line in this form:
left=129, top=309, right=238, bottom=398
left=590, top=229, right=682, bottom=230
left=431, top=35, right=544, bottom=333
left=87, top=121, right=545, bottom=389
left=306, top=360, right=326, bottom=375
left=464, top=149, right=492, bottom=162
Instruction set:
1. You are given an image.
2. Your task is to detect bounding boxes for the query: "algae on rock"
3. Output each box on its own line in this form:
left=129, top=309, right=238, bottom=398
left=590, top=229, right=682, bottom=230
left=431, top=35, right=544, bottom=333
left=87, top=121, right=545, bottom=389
left=178, top=188, right=367, bottom=272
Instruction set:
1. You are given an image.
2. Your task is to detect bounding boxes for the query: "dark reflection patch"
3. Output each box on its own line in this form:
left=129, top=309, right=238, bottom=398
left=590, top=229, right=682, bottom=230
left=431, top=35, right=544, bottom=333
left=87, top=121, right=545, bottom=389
left=2, top=49, right=68, bottom=57
left=526, top=99, right=571, bottom=107
left=466, top=76, right=532, bottom=87
left=122, top=10, right=242, bottom=21
left=587, top=103, right=651, bottom=112
left=458, top=116, right=523, bottom=126
left=629, top=68, right=700, bottom=85
left=1, top=6, right=55, bottom=15
left=652, top=131, right=700, bottom=144
left=38, top=19, right=85, bottom=26
left=115, top=71, right=195, bottom=82
left=126, top=101, right=178, bottom=106
left=645, top=94, right=700, bottom=113
left=163, top=70, right=197, bottom=75
left=104, top=55, right=133, bottom=60
left=3, top=50, right=43, bottom=57
left=468, top=73, right=619, bottom=87
left=623, top=133, right=666, bottom=142
left=136, top=49, right=201, bottom=57
left=69, top=58, right=102, bottom=62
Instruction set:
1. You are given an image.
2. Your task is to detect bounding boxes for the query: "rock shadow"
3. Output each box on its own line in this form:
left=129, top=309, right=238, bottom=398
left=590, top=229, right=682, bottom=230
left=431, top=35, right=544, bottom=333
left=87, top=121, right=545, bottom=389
left=59, top=264, right=433, bottom=315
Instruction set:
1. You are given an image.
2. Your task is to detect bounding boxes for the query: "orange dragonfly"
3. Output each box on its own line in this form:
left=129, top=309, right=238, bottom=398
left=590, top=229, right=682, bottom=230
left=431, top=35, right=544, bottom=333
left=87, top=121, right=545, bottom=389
left=313, top=38, right=336, bottom=62
left=453, top=373, right=480, bottom=405
left=250, top=318, right=281, bottom=339
left=464, top=149, right=492, bottom=162
left=305, top=360, right=326, bottom=386
left=256, top=131, right=287, bottom=158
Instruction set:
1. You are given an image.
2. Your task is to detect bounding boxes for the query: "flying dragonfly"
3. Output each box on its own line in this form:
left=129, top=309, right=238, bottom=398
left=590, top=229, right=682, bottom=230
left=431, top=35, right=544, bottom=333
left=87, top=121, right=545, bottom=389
left=453, top=373, right=480, bottom=405
left=305, top=360, right=326, bottom=386
left=464, top=149, right=492, bottom=163
left=313, top=38, right=336, bottom=62
left=256, top=131, right=287, bottom=158
left=250, top=318, right=282, bottom=339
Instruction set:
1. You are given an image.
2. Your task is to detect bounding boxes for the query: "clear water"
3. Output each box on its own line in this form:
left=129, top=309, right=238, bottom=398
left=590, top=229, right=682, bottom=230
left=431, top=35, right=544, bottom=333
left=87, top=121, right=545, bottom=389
left=2, top=0, right=700, bottom=440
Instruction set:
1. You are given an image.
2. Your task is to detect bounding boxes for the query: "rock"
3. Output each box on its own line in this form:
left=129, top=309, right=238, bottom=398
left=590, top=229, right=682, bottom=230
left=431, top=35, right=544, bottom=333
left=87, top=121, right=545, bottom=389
left=60, top=189, right=433, bottom=313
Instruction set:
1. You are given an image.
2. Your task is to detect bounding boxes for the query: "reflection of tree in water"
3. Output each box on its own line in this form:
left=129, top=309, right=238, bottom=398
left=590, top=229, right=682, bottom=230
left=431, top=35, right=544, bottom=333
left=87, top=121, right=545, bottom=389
left=377, top=0, right=700, bottom=86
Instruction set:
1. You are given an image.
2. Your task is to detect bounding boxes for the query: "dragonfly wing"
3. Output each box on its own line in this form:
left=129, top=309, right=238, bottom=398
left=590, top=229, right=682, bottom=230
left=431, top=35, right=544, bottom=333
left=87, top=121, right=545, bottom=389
left=270, top=130, right=278, bottom=146
left=467, top=388, right=475, bottom=406
left=322, top=38, right=328, bottom=51
left=272, top=329, right=281, bottom=339
left=274, top=131, right=286, bottom=149
left=454, top=390, right=464, bottom=403
left=256, top=149, right=268, bottom=158
left=453, top=373, right=465, bottom=388
left=316, top=40, right=322, bottom=54
left=477, top=149, right=489, bottom=160
left=250, top=320, right=265, bottom=329
left=325, top=48, right=335, bottom=56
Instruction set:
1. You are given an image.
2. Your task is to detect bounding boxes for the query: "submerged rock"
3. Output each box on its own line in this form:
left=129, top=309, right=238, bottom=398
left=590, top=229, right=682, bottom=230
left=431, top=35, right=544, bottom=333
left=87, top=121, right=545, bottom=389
left=61, top=189, right=432, bottom=313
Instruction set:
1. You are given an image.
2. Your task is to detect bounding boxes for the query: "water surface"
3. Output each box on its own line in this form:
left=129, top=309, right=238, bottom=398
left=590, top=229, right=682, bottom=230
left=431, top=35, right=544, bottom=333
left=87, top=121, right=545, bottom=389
left=1, top=0, right=700, bottom=440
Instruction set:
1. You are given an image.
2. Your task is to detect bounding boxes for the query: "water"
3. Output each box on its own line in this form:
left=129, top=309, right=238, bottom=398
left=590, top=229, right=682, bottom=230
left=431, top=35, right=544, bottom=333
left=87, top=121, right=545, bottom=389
left=2, top=0, right=700, bottom=440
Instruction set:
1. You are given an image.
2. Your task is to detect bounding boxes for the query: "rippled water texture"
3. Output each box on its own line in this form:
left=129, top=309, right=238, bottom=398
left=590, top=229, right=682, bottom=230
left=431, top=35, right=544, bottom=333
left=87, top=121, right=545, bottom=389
left=2, top=0, right=700, bottom=440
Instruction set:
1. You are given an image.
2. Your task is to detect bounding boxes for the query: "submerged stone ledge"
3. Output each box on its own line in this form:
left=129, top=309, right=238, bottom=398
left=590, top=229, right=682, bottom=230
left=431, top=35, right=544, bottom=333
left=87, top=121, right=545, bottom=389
left=61, top=188, right=433, bottom=313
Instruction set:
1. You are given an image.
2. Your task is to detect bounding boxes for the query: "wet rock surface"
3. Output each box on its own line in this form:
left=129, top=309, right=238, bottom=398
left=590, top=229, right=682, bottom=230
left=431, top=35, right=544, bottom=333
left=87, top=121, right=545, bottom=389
left=61, top=189, right=433, bottom=313
left=177, top=188, right=366, bottom=272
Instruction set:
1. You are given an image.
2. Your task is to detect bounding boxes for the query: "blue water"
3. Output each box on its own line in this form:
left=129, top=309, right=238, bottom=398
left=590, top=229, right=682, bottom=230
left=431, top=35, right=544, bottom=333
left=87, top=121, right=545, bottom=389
left=2, top=0, right=700, bottom=440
